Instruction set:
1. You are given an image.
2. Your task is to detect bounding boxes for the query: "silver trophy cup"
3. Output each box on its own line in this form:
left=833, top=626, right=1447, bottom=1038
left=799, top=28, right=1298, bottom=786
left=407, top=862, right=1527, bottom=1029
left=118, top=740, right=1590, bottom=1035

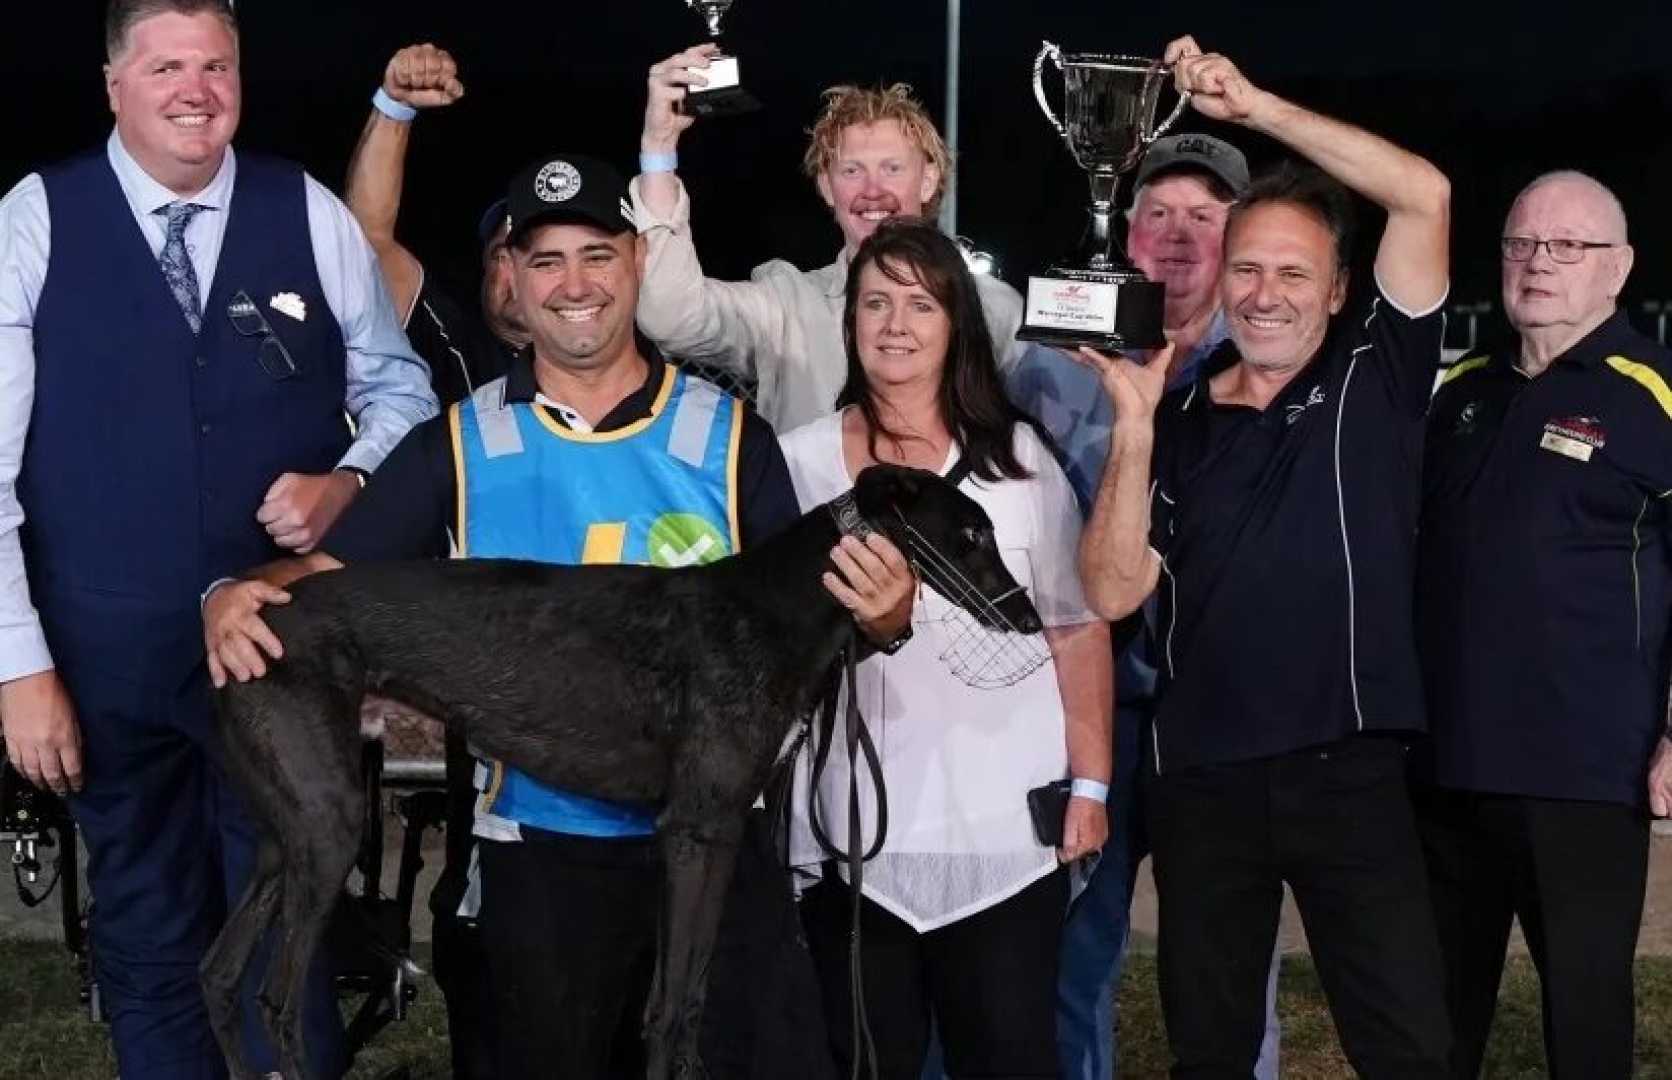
left=1017, top=41, right=1190, bottom=351
left=683, top=0, right=760, bottom=117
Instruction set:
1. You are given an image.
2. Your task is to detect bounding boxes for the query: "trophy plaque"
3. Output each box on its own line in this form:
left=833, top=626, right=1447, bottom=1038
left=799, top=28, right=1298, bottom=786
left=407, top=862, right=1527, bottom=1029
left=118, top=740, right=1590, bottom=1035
left=1018, top=41, right=1190, bottom=352
left=682, top=0, right=760, bottom=117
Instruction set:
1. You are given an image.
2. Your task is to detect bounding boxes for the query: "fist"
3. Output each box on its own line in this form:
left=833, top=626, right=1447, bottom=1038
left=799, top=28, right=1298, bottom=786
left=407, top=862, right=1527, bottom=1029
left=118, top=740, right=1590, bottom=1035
left=1164, top=35, right=1261, bottom=124
left=384, top=43, right=465, bottom=110
left=642, top=44, right=721, bottom=149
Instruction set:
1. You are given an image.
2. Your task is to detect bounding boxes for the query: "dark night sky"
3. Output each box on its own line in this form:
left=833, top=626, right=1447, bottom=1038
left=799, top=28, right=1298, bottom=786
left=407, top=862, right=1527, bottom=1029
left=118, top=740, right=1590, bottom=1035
left=8, top=2, right=1672, bottom=346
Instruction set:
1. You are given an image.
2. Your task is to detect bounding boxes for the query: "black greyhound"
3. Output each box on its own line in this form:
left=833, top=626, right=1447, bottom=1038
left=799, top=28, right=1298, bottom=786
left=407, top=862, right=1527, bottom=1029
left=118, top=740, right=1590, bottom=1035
left=200, top=463, right=1043, bottom=1080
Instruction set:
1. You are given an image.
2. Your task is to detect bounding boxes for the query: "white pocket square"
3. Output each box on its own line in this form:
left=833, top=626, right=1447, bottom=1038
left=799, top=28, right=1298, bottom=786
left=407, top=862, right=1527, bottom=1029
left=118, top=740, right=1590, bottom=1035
left=269, top=292, right=307, bottom=322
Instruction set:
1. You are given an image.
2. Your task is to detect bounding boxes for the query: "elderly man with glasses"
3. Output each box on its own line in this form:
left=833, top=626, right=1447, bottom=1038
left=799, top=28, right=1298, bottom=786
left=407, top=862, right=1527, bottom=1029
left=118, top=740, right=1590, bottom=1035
left=1415, top=170, right=1672, bottom=1079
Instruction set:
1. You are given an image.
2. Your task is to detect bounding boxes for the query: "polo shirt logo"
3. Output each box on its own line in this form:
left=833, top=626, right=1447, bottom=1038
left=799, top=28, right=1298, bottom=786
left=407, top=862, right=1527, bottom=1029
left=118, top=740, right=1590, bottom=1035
left=1540, top=415, right=1606, bottom=462
left=1284, top=384, right=1327, bottom=426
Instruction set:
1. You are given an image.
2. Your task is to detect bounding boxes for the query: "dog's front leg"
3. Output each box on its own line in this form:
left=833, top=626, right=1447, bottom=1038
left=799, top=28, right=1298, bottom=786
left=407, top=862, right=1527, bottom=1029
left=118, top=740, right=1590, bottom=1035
left=643, top=823, right=742, bottom=1080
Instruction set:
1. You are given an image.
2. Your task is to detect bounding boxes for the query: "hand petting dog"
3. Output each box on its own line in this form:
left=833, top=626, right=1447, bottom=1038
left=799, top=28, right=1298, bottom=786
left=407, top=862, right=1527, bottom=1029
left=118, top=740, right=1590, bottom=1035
left=203, top=551, right=342, bottom=688
left=823, top=533, right=916, bottom=647
left=204, top=580, right=292, bottom=688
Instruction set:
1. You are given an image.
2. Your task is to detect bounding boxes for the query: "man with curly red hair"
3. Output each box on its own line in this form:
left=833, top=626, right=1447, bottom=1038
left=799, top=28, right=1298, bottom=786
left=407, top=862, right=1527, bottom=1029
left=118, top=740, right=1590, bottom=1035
left=631, top=45, right=1023, bottom=433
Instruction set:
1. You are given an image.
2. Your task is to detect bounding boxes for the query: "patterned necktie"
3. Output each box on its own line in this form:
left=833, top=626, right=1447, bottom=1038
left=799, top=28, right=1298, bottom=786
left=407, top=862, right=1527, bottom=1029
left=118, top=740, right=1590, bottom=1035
left=156, top=202, right=207, bottom=333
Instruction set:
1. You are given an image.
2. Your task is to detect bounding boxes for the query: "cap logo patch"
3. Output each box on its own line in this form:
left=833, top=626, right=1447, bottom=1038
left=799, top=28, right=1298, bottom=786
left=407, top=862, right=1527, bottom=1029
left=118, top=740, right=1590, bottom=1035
left=534, top=160, right=582, bottom=203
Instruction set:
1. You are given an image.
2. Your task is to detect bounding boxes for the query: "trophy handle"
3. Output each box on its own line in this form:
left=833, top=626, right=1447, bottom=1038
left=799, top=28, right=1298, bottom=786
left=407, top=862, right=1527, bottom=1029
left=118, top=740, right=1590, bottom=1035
left=1143, top=63, right=1192, bottom=144
left=1032, top=41, right=1068, bottom=143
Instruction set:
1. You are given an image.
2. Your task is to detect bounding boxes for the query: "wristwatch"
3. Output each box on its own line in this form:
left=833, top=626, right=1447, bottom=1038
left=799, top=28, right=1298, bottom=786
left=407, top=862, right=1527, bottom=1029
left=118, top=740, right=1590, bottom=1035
left=875, top=623, right=913, bottom=656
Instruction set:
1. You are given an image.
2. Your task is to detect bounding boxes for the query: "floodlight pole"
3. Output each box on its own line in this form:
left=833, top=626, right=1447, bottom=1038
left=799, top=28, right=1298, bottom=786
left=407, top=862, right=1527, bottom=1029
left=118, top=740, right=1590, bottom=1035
left=939, top=0, right=961, bottom=236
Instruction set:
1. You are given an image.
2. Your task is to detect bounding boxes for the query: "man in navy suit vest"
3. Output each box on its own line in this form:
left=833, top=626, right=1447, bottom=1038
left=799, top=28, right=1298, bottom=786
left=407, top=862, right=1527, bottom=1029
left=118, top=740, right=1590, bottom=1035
left=0, top=2, right=437, bottom=1077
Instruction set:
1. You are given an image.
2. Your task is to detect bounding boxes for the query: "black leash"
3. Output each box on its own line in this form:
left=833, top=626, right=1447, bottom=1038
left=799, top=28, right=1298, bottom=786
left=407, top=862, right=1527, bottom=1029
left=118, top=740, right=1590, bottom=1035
left=807, top=633, right=889, bottom=866
left=808, top=466, right=981, bottom=1080
left=808, top=627, right=888, bottom=1080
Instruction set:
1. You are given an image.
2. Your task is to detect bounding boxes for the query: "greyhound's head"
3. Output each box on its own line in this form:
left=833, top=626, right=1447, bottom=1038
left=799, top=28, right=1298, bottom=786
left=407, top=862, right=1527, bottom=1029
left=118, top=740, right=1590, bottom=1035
left=846, top=464, right=1043, bottom=635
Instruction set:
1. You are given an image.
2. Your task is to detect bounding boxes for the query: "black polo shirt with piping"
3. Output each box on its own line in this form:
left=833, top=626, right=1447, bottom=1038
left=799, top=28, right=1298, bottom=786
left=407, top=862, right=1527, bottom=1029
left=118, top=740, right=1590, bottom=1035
left=322, top=342, right=799, bottom=562
left=1146, top=282, right=1446, bottom=774
left=403, top=272, right=516, bottom=407
left=1418, top=311, right=1672, bottom=806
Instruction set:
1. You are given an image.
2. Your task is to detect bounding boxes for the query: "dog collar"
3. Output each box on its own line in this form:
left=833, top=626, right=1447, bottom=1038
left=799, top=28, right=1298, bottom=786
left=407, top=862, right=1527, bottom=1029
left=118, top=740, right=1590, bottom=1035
left=828, top=491, right=875, bottom=541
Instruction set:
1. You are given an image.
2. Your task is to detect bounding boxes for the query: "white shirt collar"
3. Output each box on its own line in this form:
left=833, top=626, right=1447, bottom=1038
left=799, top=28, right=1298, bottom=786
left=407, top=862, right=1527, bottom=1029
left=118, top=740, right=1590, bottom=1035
left=817, top=247, right=853, bottom=300
left=105, top=128, right=237, bottom=217
left=534, top=392, right=591, bottom=433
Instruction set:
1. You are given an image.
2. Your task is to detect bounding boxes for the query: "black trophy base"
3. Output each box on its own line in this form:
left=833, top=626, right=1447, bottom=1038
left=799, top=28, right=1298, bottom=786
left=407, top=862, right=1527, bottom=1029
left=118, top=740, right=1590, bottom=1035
left=681, top=84, right=761, bottom=118
left=1016, top=267, right=1167, bottom=353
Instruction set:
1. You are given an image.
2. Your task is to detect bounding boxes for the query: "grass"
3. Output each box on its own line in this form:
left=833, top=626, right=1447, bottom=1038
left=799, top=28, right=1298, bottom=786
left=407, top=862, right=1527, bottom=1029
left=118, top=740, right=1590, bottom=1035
left=7, top=937, right=1672, bottom=1077
left=0, top=938, right=452, bottom=1080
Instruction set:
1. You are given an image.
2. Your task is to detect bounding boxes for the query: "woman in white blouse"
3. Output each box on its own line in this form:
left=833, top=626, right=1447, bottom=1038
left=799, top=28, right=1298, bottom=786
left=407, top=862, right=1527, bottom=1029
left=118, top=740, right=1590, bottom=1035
left=781, top=218, right=1112, bottom=1078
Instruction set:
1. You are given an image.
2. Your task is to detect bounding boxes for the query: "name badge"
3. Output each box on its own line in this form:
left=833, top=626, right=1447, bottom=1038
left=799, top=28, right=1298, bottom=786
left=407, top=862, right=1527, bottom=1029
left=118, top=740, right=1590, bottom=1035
left=1539, top=416, right=1606, bottom=463
left=1538, top=430, right=1593, bottom=462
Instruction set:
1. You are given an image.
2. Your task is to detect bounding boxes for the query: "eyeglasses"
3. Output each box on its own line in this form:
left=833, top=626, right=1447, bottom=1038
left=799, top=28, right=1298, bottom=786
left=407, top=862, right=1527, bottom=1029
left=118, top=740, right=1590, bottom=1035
left=1500, top=236, right=1619, bottom=264
left=225, top=290, right=298, bottom=380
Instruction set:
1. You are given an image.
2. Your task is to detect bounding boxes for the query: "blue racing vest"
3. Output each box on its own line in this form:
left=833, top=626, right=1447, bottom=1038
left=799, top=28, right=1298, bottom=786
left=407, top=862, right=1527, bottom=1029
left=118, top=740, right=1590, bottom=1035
left=451, top=364, right=741, bottom=837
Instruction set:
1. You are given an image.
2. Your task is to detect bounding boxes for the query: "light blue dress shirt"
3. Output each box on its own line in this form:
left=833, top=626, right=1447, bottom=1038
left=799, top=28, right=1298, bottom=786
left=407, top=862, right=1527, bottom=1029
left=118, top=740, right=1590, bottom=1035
left=0, top=132, right=438, bottom=682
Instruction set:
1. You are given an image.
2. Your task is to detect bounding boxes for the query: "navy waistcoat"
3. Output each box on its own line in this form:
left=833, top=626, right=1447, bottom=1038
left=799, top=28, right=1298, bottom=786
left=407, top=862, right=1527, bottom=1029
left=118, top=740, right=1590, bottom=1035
left=22, top=149, right=349, bottom=687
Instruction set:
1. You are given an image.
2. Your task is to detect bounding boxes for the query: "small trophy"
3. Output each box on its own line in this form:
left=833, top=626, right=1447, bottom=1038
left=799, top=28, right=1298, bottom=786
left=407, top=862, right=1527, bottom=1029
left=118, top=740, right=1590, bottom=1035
left=1018, top=42, right=1190, bottom=352
left=681, top=0, right=760, bottom=117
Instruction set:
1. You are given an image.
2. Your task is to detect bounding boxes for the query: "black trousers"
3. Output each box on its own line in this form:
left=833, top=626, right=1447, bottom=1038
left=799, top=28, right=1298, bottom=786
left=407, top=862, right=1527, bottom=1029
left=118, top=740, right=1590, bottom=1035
left=477, top=811, right=833, bottom=1080
left=478, top=827, right=659, bottom=1079
left=800, top=867, right=1068, bottom=1080
left=1145, top=736, right=1451, bottom=1080
left=1415, top=787, right=1649, bottom=1079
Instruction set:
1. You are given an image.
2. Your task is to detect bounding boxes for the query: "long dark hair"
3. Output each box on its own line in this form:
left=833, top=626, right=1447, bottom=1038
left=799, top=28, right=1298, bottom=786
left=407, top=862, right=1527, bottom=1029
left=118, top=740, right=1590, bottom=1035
left=837, top=218, right=1031, bottom=483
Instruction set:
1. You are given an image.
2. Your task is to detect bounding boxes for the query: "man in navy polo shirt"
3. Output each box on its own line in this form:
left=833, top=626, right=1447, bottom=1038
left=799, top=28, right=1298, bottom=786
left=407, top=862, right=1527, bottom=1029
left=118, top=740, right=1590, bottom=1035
left=0, top=2, right=435, bottom=1077
left=1077, top=35, right=1453, bottom=1077
left=1416, top=170, right=1672, bottom=1078
left=1006, top=133, right=1287, bottom=1080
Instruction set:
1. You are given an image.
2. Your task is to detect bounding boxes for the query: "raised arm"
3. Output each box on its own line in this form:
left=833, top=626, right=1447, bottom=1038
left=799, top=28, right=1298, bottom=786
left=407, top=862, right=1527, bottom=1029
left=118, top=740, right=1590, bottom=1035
left=631, top=45, right=786, bottom=375
left=345, top=43, right=466, bottom=322
left=638, top=44, right=715, bottom=224
left=1165, top=35, right=1450, bottom=314
left=1076, top=345, right=1173, bottom=620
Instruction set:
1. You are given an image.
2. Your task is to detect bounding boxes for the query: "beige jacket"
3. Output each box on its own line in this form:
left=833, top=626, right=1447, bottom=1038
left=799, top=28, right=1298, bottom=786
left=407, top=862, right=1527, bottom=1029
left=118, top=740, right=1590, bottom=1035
left=630, top=174, right=1024, bottom=433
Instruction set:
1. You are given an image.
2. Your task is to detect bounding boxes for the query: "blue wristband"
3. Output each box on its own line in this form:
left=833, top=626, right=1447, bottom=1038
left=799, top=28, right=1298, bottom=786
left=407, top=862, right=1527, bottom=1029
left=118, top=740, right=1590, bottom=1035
left=639, top=150, right=678, bottom=174
left=372, top=87, right=417, bottom=123
left=1069, top=777, right=1110, bottom=803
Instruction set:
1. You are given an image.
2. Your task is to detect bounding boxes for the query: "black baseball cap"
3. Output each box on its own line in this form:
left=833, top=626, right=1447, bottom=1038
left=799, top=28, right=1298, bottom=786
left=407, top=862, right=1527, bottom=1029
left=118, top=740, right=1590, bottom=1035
left=504, top=154, right=636, bottom=242
left=1135, top=134, right=1250, bottom=198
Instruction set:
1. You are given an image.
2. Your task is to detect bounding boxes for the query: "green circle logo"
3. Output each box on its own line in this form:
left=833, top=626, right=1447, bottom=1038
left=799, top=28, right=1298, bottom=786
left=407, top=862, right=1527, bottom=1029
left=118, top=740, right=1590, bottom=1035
left=647, top=513, right=729, bottom=568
